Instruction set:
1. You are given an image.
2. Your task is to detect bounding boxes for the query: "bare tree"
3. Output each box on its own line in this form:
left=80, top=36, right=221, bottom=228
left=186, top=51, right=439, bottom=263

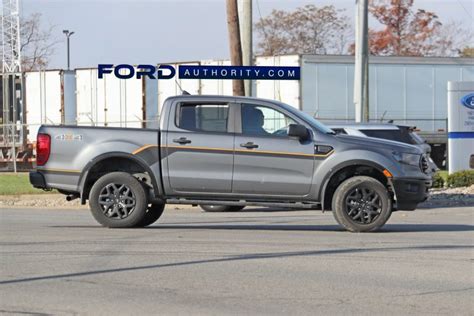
left=255, top=5, right=351, bottom=56
left=20, top=13, right=61, bottom=71
left=432, top=21, right=474, bottom=57
left=1, top=13, right=60, bottom=71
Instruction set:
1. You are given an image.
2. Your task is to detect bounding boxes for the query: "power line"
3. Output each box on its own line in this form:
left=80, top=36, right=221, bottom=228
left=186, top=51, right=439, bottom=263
left=456, top=0, right=472, bottom=19
left=255, top=0, right=270, bottom=53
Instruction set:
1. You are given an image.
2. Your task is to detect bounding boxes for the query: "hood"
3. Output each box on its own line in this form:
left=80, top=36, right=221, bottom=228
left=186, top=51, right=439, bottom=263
left=334, top=134, right=423, bottom=154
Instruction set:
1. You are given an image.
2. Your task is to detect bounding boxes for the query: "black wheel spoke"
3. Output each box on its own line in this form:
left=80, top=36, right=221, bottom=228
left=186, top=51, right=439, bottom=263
left=344, top=185, right=382, bottom=225
left=98, top=182, right=136, bottom=220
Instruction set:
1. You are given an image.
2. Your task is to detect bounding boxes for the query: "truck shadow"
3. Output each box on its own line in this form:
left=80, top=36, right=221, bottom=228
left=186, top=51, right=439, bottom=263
left=49, top=223, right=473, bottom=232
left=1, top=244, right=472, bottom=286
left=151, top=223, right=473, bottom=233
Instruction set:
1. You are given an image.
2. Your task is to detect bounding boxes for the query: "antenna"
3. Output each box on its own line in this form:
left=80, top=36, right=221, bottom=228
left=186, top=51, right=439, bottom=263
left=174, top=77, right=186, bottom=95
left=2, top=0, right=22, bottom=173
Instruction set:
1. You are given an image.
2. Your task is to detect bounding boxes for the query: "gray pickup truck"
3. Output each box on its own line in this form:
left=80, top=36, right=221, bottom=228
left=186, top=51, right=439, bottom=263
left=30, top=95, right=432, bottom=232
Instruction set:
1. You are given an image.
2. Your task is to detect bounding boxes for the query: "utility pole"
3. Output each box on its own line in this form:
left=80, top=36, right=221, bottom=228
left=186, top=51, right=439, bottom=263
left=353, top=0, right=369, bottom=122
left=226, top=0, right=245, bottom=96
left=238, top=0, right=252, bottom=97
left=63, top=30, right=75, bottom=70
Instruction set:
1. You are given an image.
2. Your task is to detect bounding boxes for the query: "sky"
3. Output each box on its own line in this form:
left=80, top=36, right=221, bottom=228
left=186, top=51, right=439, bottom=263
left=19, top=0, right=474, bottom=69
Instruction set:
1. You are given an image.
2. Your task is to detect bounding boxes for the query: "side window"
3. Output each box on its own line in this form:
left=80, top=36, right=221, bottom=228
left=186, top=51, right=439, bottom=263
left=178, top=104, right=229, bottom=133
left=241, top=104, right=296, bottom=137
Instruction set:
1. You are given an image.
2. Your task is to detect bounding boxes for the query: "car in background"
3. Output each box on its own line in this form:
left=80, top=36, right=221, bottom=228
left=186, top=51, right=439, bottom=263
left=328, top=123, right=438, bottom=174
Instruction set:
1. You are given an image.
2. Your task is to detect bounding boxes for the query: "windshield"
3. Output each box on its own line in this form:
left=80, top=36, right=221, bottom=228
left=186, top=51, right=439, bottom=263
left=298, top=111, right=335, bottom=134
left=270, top=100, right=335, bottom=134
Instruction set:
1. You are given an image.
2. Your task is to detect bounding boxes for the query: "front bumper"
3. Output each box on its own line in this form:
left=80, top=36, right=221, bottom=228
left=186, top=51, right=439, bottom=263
left=29, top=171, right=47, bottom=189
left=392, top=177, right=432, bottom=210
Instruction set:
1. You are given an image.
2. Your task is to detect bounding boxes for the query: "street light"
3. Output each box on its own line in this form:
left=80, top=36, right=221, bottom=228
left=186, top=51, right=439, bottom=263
left=63, top=30, right=75, bottom=70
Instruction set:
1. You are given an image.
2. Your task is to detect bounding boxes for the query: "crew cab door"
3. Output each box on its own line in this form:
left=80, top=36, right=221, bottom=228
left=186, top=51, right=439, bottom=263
left=232, top=103, right=315, bottom=197
left=164, top=102, right=235, bottom=194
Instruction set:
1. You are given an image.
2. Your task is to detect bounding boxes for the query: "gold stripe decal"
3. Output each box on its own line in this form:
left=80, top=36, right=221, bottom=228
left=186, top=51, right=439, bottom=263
left=37, top=168, right=81, bottom=174
left=133, top=144, right=334, bottom=158
left=132, top=144, right=159, bottom=155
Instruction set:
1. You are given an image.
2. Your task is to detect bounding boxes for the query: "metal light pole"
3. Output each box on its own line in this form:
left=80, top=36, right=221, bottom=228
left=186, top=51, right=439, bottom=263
left=63, top=30, right=75, bottom=70
left=354, top=0, right=369, bottom=122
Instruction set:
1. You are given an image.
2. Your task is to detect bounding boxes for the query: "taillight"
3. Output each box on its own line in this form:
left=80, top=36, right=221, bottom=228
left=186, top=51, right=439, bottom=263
left=36, top=133, right=51, bottom=166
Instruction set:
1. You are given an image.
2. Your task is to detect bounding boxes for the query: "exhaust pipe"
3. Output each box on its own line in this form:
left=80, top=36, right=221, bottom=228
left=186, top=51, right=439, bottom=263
left=66, top=194, right=80, bottom=201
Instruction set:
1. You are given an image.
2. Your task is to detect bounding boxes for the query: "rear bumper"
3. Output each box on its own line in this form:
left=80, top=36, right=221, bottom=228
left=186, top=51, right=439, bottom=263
left=392, top=177, right=432, bottom=211
left=29, top=171, right=47, bottom=189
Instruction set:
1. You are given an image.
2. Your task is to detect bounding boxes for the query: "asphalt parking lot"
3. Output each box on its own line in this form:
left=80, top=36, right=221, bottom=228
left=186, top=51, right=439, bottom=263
left=0, top=206, right=473, bottom=315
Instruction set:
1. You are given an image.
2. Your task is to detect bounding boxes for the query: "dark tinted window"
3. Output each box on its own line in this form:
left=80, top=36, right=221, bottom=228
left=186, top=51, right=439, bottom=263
left=360, top=129, right=415, bottom=144
left=241, top=104, right=296, bottom=137
left=178, top=104, right=229, bottom=133
left=409, top=131, right=425, bottom=145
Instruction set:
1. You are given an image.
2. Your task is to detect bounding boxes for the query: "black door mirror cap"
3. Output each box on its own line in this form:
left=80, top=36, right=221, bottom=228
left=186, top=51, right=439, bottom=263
left=288, top=124, right=309, bottom=140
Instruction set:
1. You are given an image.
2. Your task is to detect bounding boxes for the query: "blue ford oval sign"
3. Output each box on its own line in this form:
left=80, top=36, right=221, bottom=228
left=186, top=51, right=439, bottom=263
left=461, top=93, right=474, bottom=109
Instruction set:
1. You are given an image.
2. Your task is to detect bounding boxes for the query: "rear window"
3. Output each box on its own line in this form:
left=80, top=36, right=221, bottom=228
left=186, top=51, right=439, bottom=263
left=360, top=129, right=416, bottom=144
left=178, top=104, right=229, bottom=133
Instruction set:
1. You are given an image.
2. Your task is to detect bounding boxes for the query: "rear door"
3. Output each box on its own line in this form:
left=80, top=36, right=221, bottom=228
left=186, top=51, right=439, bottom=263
left=165, top=102, right=235, bottom=194
left=232, top=103, right=315, bottom=197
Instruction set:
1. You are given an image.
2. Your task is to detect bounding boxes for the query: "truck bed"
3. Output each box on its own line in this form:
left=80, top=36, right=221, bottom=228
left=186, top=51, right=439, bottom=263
left=34, top=125, right=160, bottom=193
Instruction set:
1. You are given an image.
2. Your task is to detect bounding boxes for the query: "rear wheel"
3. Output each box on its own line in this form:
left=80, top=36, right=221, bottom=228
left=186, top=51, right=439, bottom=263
left=89, top=172, right=148, bottom=228
left=134, top=203, right=165, bottom=227
left=200, top=205, right=245, bottom=212
left=332, top=176, right=392, bottom=232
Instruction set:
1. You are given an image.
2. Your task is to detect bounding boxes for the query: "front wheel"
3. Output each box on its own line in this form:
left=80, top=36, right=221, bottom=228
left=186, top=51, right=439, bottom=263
left=200, top=205, right=245, bottom=212
left=332, top=176, right=392, bottom=232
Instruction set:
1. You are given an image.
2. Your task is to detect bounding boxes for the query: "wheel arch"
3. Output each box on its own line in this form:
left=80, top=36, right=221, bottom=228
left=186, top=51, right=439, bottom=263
left=320, top=160, right=393, bottom=211
left=79, top=152, right=161, bottom=204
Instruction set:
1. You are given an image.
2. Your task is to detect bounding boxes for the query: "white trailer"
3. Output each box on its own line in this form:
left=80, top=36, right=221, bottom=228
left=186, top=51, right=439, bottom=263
left=252, top=55, right=474, bottom=132
left=75, top=68, right=147, bottom=128
left=24, top=70, right=76, bottom=143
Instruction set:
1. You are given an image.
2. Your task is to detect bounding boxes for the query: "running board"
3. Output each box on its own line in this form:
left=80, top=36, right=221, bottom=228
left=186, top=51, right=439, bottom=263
left=166, top=198, right=320, bottom=209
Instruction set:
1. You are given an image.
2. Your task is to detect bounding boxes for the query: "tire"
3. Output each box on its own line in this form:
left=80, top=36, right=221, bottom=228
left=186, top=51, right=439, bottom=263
left=332, top=176, right=392, bottom=232
left=200, top=205, right=245, bottom=212
left=89, top=172, right=148, bottom=228
left=134, top=203, right=165, bottom=227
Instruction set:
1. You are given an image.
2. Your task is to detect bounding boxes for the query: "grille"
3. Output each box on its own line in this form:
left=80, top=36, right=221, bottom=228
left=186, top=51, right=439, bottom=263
left=420, top=155, right=429, bottom=174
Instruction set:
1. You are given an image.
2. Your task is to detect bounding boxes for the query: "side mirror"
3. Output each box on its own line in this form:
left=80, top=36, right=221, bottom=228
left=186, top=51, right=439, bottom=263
left=288, top=124, right=309, bottom=140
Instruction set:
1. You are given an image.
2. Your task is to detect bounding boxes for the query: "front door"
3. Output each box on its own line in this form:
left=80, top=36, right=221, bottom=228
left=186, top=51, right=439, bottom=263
left=233, top=103, right=315, bottom=197
left=165, top=102, right=234, bottom=194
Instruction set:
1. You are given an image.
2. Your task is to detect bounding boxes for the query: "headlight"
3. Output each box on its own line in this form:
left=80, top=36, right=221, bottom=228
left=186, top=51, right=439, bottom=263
left=392, top=151, right=421, bottom=166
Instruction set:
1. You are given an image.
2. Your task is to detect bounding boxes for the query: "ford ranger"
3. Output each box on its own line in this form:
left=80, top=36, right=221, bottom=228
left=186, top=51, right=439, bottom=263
left=29, top=95, right=432, bottom=232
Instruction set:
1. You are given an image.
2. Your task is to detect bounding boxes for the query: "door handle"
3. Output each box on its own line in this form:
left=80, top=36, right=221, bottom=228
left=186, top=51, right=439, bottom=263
left=240, top=142, right=259, bottom=149
left=173, top=137, right=192, bottom=145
